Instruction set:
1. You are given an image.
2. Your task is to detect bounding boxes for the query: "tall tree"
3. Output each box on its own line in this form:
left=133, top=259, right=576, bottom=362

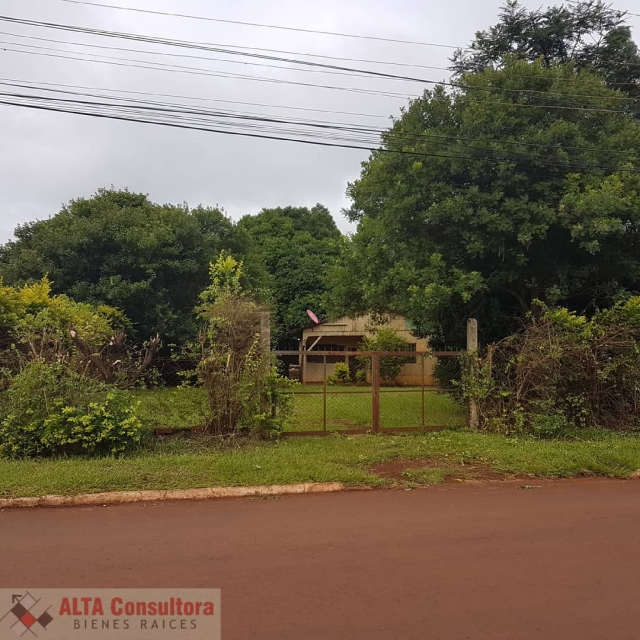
left=328, top=60, right=640, bottom=347
left=238, top=205, right=342, bottom=347
left=0, top=189, right=260, bottom=342
left=452, top=0, right=640, bottom=103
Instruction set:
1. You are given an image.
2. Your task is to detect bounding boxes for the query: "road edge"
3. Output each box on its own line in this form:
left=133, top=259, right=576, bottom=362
left=0, top=482, right=346, bottom=509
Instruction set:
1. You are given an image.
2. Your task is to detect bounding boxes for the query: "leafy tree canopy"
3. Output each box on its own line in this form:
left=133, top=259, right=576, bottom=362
left=238, top=205, right=342, bottom=347
left=452, top=0, right=640, bottom=102
left=328, top=59, right=640, bottom=347
left=0, top=189, right=261, bottom=342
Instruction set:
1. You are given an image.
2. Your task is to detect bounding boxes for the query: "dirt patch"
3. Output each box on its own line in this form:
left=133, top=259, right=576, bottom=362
left=369, top=458, right=511, bottom=484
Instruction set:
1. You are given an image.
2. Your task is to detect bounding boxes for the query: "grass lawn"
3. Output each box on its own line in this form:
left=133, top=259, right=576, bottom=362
left=301, top=388, right=465, bottom=430
left=129, top=386, right=465, bottom=432
left=1, top=430, right=640, bottom=499
left=130, top=387, right=209, bottom=430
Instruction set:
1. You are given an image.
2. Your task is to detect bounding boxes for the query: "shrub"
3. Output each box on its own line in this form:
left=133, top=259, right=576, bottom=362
left=0, top=276, right=158, bottom=387
left=0, top=361, right=142, bottom=458
left=466, top=299, right=640, bottom=434
left=328, top=362, right=351, bottom=385
left=196, top=253, right=294, bottom=436
left=359, top=327, right=412, bottom=383
left=40, top=394, right=142, bottom=456
left=355, top=368, right=367, bottom=385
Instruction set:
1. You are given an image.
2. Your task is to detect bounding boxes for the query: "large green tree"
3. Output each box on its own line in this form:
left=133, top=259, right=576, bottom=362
left=452, top=0, right=640, bottom=103
left=0, top=189, right=260, bottom=342
left=238, top=205, right=342, bottom=347
left=329, top=59, right=640, bottom=347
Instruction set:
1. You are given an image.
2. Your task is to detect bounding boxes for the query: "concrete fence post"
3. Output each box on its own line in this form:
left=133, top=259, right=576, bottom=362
left=467, top=318, right=480, bottom=429
left=260, top=312, right=272, bottom=416
left=260, top=312, right=271, bottom=357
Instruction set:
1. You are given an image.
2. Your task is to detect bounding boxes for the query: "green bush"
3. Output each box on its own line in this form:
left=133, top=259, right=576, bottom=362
left=355, top=368, right=367, bottom=385
left=40, top=394, right=142, bottom=456
left=359, top=327, right=412, bottom=383
left=328, top=362, right=351, bottom=385
left=0, top=361, right=142, bottom=458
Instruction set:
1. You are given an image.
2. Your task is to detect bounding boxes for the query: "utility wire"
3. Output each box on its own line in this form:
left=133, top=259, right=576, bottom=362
left=3, top=46, right=634, bottom=116
left=3, top=79, right=637, bottom=157
left=2, top=40, right=635, bottom=114
left=0, top=76, right=392, bottom=120
left=51, top=0, right=461, bottom=49
left=0, top=16, right=636, bottom=106
left=0, top=31, right=417, bottom=83
left=2, top=46, right=414, bottom=100
left=1, top=89, right=638, bottom=173
left=11, top=29, right=640, bottom=104
left=4, top=15, right=639, bottom=83
left=34, top=1, right=640, bottom=66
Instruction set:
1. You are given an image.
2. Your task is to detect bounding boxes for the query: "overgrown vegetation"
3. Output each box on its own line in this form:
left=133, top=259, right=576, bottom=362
left=0, top=279, right=145, bottom=459
left=0, top=189, right=263, bottom=344
left=0, top=362, right=142, bottom=458
left=0, top=276, right=158, bottom=385
left=468, top=300, right=640, bottom=436
left=194, top=252, right=294, bottom=437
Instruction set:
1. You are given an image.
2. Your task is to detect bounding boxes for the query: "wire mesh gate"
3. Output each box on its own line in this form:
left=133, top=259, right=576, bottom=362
left=274, top=350, right=465, bottom=435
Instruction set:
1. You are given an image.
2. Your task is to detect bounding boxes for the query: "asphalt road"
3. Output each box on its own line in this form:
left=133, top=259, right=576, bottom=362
left=2, top=479, right=640, bottom=639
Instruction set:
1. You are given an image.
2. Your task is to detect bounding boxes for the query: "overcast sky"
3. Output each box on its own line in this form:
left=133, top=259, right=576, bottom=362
left=1, top=0, right=638, bottom=241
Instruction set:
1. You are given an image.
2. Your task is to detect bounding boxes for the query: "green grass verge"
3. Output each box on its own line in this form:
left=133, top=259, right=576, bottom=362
left=1, top=430, right=640, bottom=499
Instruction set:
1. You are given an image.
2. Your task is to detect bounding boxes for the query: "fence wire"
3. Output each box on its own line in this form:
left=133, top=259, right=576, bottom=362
left=274, top=350, right=466, bottom=435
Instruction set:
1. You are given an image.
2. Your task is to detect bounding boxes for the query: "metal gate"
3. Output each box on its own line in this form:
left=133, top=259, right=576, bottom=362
left=274, top=350, right=465, bottom=436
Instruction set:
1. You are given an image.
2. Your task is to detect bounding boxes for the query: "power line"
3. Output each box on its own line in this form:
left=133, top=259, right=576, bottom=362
left=42, top=0, right=640, bottom=64
left=8, top=78, right=638, bottom=179
left=1, top=16, right=636, bottom=107
left=1, top=16, right=456, bottom=86
left=0, top=30, right=401, bottom=82
left=1, top=88, right=637, bottom=173
left=5, top=14, right=637, bottom=82
left=12, top=78, right=630, bottom=170
left=0, top=17, right=456, bottom=73
left=0, top=76, right=392, bottom=120
left=2, top=78, right=637, bottom=156
left=14, top=29, right=640, bottom=104
left=52, top=0, right=461, bottom=49
left=5, top=45, right=636, bottom=117
left=3, top=40, right=636, bottom=115
left=2, top=46, right=413, bottom=100
left=0, top=86, right=386, bottom=137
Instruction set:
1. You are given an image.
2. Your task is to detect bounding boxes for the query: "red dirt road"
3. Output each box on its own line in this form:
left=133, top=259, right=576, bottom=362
left=2, top=480, right=640, bottom=639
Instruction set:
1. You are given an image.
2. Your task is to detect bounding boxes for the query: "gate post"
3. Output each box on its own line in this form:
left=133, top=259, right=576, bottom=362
left=372, top=353, right=380, bottom=432
left=466, top=318, right=480, bottom=429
